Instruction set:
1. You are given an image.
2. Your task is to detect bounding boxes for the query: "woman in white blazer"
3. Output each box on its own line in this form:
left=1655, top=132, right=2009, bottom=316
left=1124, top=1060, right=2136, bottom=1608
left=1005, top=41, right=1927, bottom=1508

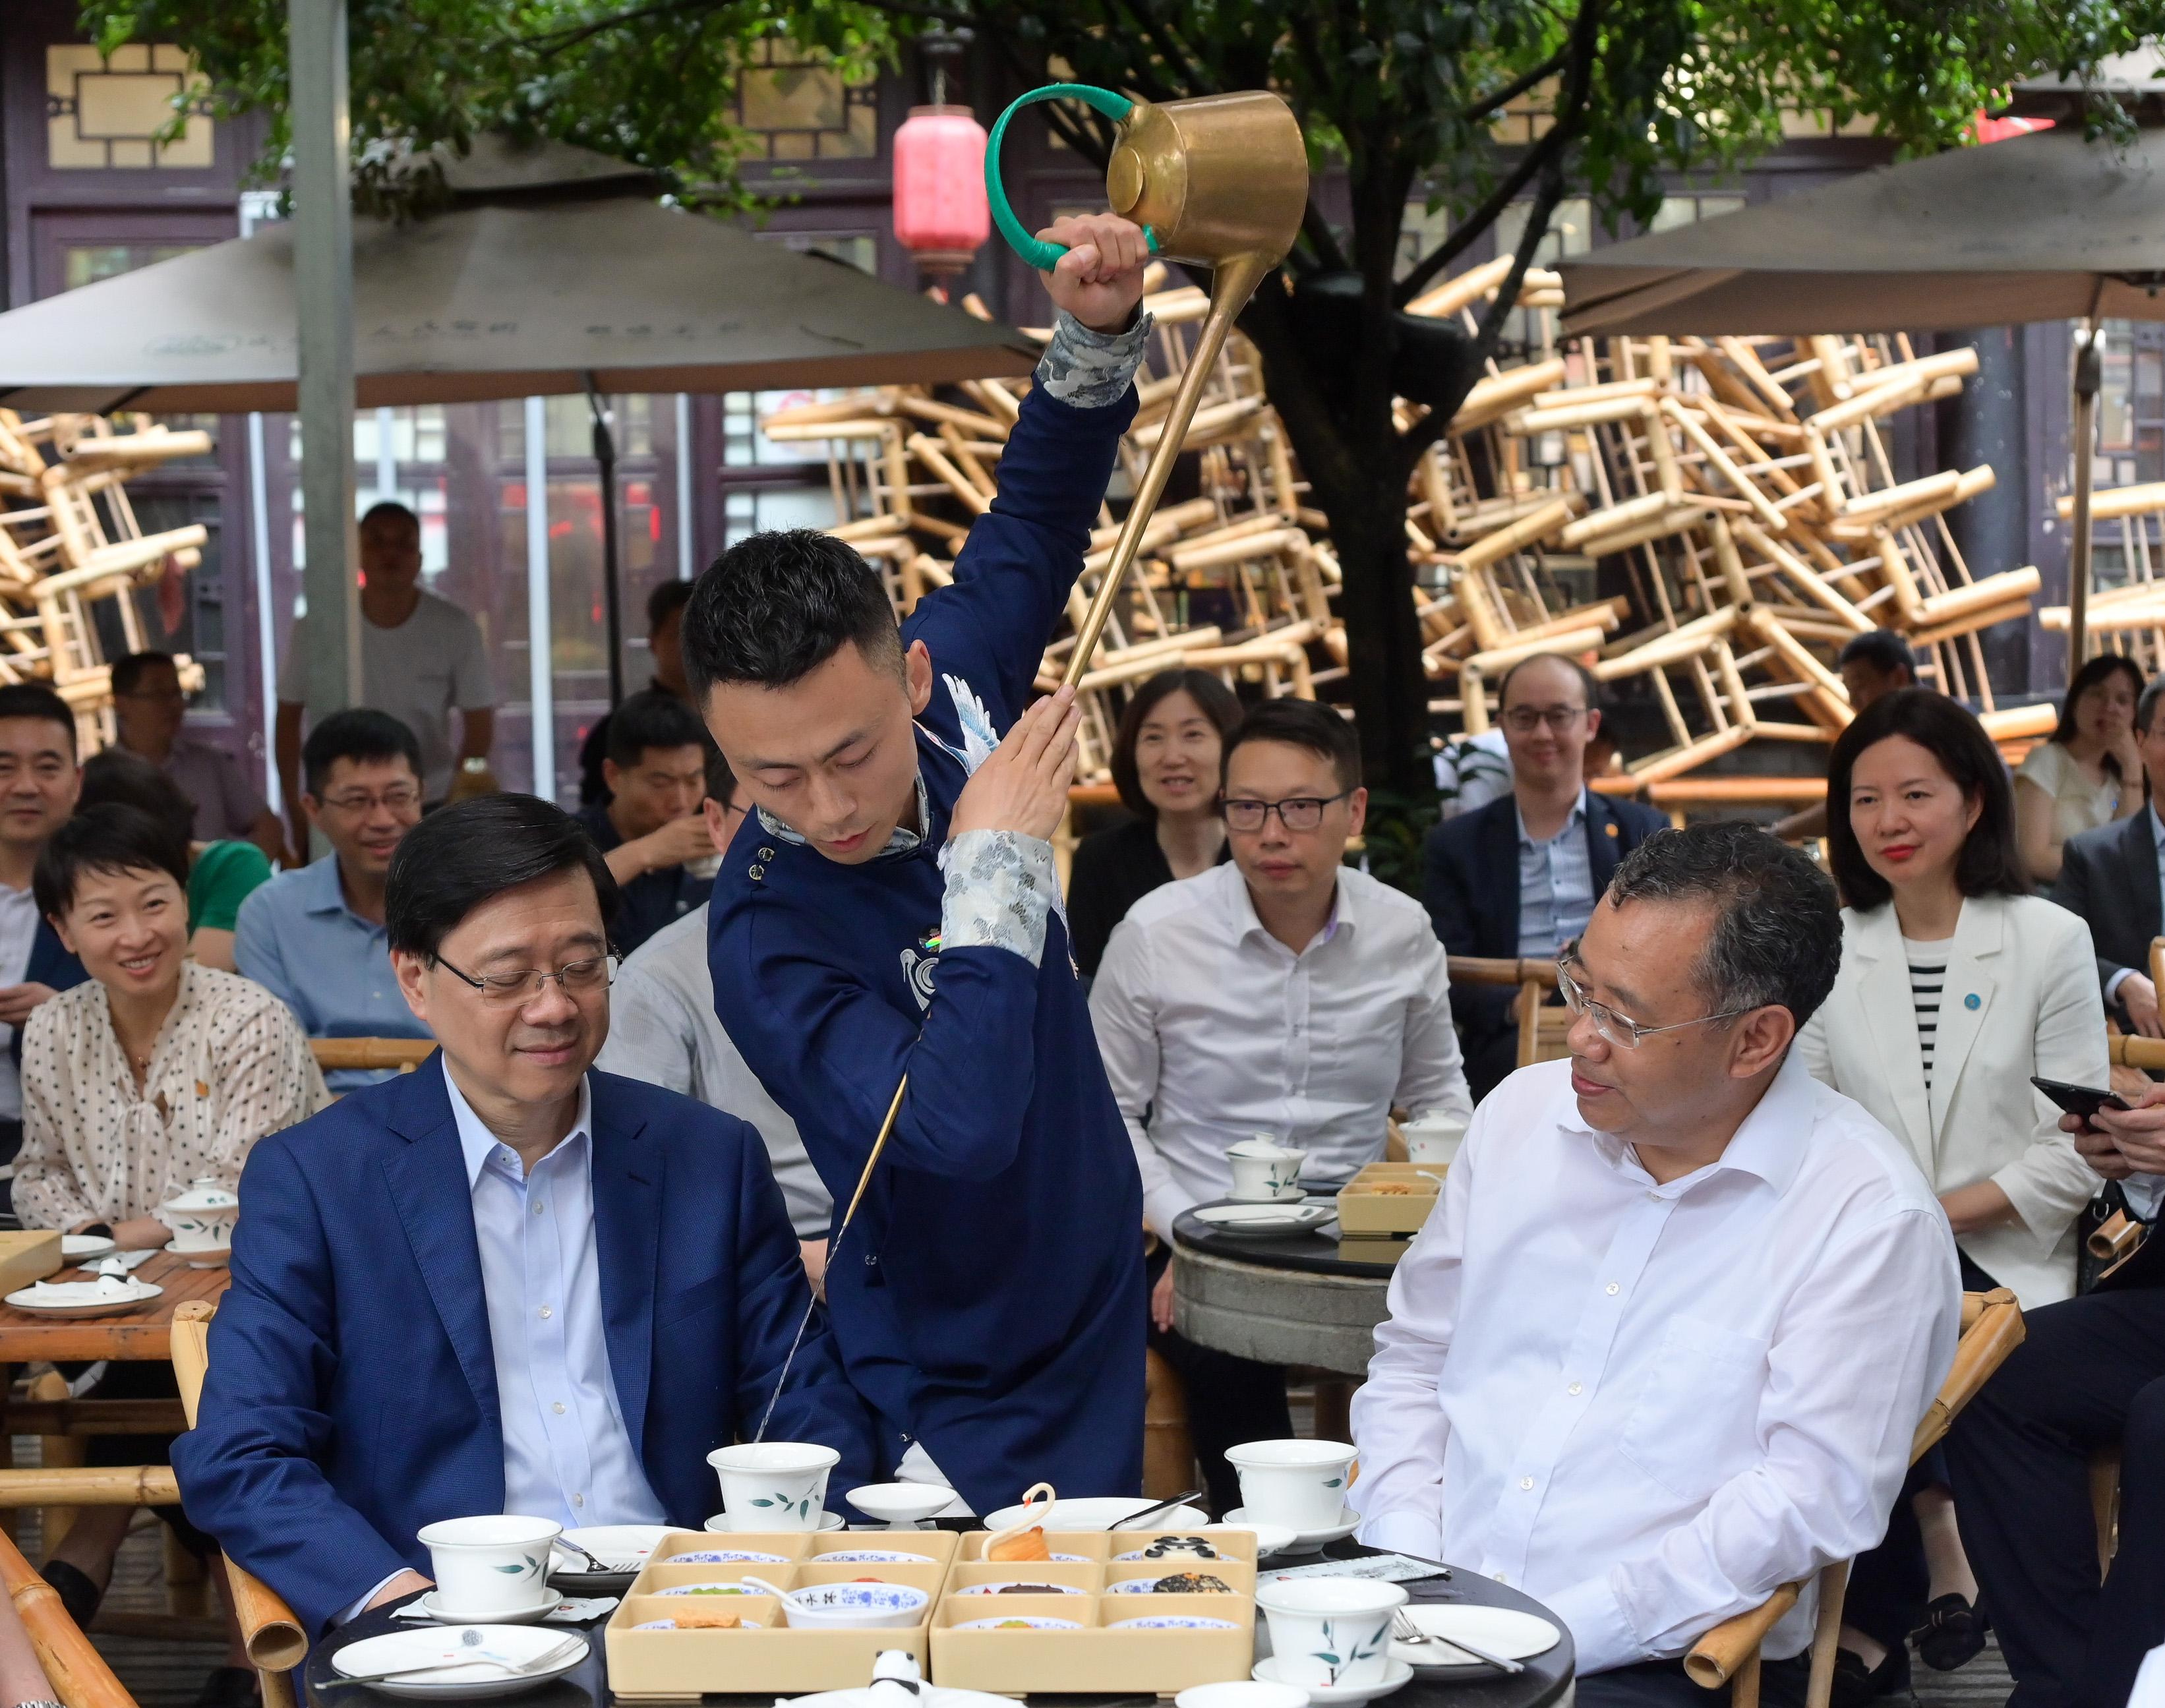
left=1800, top=689, right=2108, bottom=1707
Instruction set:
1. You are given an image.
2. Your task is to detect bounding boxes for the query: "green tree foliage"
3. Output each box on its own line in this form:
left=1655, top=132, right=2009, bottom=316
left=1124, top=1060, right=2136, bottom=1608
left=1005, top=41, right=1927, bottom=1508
left=82, top=0, right=2165, bottom=885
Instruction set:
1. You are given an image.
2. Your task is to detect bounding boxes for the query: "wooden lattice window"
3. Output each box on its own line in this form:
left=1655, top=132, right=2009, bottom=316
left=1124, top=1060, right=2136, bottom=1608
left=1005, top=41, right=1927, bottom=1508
left=45, top=44, right=212, bottom=170
left=734, top=40, right=879, bottom=162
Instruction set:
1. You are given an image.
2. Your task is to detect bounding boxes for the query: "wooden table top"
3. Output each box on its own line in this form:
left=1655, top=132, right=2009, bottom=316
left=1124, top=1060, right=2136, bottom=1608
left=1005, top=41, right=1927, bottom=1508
left=0, top=1249, right=229, bottom=1363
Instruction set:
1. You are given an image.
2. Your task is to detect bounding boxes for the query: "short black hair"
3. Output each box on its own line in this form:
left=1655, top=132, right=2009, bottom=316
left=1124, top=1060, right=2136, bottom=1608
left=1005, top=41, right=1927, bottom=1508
left=0, top=685, right=76, bottom=756
left=1497, top=651, right=1600, bottom=711
left=647, top=577, right=696, bottom=634
left=302, top=708, right=423, bottom=798
left=1825, top=688, right=2028, bottom=912
left=386, top=793, right=620, bottom=962
left=1111, top=670, right=1243, bottom=819
left=681, top=529, right=903, bottom=695
left=34, top=802, right=189, bottom=921
left=2054, top=653, right=2147, bottom=778
left=1605, top=819, right=1842, bottom=1029
left=605, top=689, right=709, bottom=771
left=359, top=499, right=419, bottom=534
left=111, top=651, right=178, bottom=697
left=79, top=748, right=196, bottom=852
left=705, top=744, right=737, bottom=808
left=1837, top=630, right=1915, bottom=679
left=1221, top=698, right=1361, bottom=794
left=2139, top=672, right=2165, bottom=738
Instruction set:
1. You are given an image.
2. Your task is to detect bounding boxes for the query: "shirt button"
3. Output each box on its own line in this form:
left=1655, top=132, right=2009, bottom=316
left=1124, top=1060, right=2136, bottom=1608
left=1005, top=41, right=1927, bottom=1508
left=533, top=1202, right=545, bottom=1216
left=553, top=1401, right=566, bottom=1415
left=1568, top=1382, right=1583, bottom=1396
left=1646, top=1191, right=1661, bottom=1202
left=1494, top=1573, right=1508, bottom=1586
left=539, top=1306, right=553, bottom=1320
left=572, top=1494, right=585, bottom=1508
left=1605, top=1282, right=1620, bottom=1296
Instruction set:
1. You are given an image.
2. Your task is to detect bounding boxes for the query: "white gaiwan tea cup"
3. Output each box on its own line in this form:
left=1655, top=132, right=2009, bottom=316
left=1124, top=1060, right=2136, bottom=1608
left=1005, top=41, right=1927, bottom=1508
left=1400, top=1111, right=1468, bottom=1167
left=416, top=1514, right=562, bottom=1616
left=159, top=1176, right=239, bottom=1254
left=1226, top=1136, right=1307, bottom=1203
left=708, top=1441, right=839, bottom=1531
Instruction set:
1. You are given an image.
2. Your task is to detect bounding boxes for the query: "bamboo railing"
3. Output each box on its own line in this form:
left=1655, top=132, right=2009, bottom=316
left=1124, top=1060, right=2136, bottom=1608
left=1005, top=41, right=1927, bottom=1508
left=0, top=1525, right=136, bottom=1708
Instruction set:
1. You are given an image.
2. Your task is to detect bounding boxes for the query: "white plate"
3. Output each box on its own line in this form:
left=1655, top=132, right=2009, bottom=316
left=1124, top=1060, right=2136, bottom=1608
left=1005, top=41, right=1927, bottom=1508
left=1391, top=1605, right=1561, bottom=1672
left=59, top=1234, right=114, bottom=1261
left=551, top=1523, right=672, bottom=1577
left=704, top=1510, right=844, bottom=1533
left=3, top=1279, right=162, bottom=1318
left=1252, top=1656, right=1415, bottom=1705
left=410, top=1592, right=558, bottom=1627
left=1226, top=1506, right=1360, bottom=1551
left=1192, top=1204, right=1333, bottom=1239
left=332, top=1626, right=587, bottom=1699
left=982, top=1496, right=1213, bottom=1533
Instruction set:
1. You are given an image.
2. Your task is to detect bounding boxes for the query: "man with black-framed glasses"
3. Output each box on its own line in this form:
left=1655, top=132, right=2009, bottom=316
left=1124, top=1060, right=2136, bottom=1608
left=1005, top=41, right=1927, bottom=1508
left=1425, top=652, right=1667, bottom=1101
left=1091, top=697, right=1471, bottom=1512
left=176, top=793, right=877, bottom=1640
left=1354, top=821, right=1962, bottom=1706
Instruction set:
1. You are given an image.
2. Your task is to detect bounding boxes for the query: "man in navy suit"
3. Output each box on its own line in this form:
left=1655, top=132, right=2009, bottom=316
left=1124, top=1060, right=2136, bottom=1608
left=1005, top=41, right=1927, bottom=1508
left=175, top=794, right=877, bottom=1638
left=1425, top=654, right=1668, bottom=1100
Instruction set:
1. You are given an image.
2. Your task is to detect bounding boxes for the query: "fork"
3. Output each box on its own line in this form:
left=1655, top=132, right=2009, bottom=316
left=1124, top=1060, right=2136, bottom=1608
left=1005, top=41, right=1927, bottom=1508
left=1392, top=1611, right=1523, bottom=1674
left=324, top=1632, right=585, bottom=1690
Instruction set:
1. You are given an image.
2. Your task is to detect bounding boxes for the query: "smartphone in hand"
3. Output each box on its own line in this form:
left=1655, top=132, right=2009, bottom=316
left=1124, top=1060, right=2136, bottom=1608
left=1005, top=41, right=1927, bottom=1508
left=2031, top=1075, right=2131, bottom=1123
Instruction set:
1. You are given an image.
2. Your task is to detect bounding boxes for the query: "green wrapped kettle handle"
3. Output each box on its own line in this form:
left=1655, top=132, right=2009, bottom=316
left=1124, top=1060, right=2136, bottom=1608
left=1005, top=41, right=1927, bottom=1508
left=984, top=83, right=1162, bottom=272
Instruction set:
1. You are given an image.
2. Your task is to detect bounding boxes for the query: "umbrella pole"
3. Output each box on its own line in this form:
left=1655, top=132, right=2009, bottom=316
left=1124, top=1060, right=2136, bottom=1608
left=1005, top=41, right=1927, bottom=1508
left=2068, top=316, right=2104, bottom=679
left=585, top=376, right=626, bottom=707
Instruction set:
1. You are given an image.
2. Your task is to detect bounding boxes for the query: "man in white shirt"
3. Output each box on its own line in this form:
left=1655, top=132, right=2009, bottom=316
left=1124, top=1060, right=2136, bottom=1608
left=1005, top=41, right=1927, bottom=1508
left=1092, top=697, right=1471, bottom=1512
left=1352, top=821, right=1961, bottom=1705
left=274, top=500, right=495, bottom=848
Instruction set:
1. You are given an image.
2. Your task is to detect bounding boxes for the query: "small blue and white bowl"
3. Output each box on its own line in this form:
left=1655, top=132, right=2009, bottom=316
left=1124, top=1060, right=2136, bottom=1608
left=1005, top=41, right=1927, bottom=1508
left=655, top=1582, right=759, bottom=1597
left=634, top=1616, right=764, bottom=1630
left=816, top=1549, right=937, bottom=1565
left=667, top=1550, right=788, bottom=1565
left=952, top=1615, right=1084, bottom=1632
left=779, top=1582, right=930, bottom=1630
left=1109, top=1614, right=1241, bottom=1632
left=957, top=1581, right=1087, bottom=1597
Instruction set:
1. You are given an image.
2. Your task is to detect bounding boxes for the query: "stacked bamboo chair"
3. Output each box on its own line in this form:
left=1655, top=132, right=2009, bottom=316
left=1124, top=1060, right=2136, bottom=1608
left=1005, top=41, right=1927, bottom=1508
left=761, top=268, right=2044, bottom=790
left=0, top=412, right=210, bottom=751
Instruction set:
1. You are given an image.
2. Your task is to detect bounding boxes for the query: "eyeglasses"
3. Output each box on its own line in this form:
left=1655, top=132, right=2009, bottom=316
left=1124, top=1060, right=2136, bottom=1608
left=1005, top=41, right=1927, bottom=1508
left=318, top=785, right=423, bottom=814
left=1501, top=705, right=1589, bottom=734
left=434, top=953, right=618, bottom=1008
left=1222, top=791, right=1351, bottom=833
left=1554, top=947, right=1748, bottom=1049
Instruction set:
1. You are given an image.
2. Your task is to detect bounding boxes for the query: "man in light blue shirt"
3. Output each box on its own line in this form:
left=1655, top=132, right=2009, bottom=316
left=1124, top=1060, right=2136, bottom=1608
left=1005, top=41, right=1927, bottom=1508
left=235, top=709, right=433, bottom=1088
left=2056, top=672, right=2165, bottom=1042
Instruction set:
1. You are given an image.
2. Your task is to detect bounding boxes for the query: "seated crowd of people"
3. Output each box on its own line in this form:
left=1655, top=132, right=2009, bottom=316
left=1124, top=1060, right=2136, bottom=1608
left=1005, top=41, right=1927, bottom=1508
left=9, top=253, right=2160, bottom=1708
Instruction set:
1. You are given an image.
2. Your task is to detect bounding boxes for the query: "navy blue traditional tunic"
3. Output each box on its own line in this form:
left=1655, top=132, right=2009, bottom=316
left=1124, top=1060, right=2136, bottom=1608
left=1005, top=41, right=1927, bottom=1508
left=708, top=351, right=1147, bottom=1514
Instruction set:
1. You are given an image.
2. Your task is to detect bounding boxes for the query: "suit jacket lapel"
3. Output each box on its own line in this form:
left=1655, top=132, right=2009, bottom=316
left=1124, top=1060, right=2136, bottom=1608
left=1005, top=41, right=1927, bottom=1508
left=1481, top=800, right=1521, bottom=955
left=381, top=1061, right=498, bottom=1433
left=1852, top=908, right=1933, bottom=1161
left=1929, top=897, right=2002, bottom=1151
left=1585, top=794, right=1626, bottom=892
left=2123, top=811, right=2162, bottom=951
left=590, top=1092, right=661, bottom=1458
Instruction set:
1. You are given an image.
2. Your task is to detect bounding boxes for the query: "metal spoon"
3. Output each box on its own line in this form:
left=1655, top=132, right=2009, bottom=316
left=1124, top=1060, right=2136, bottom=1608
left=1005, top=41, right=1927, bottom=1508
left=1110, top=1489, right=1206, bottom=1530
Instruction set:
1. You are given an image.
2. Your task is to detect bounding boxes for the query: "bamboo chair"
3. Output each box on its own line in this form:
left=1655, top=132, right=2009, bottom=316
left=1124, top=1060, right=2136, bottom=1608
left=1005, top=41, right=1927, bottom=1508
left=169, top=1303, right=307, bottom=1708
left=1444, top=957, right=1570, bottom=1069
left=0, top=1525, right=138, bottom=1708
left=308, top=1038, right=436, bottom=1075
left=1685, top=1288, right=2026, bottom=1708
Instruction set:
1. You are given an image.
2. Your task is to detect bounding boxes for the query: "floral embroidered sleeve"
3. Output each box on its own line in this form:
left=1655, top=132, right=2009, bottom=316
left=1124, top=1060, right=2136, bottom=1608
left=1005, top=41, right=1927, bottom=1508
left=1034, top=309, right=1153, bottom=409
left=939, top=829, right=1057, bottom=970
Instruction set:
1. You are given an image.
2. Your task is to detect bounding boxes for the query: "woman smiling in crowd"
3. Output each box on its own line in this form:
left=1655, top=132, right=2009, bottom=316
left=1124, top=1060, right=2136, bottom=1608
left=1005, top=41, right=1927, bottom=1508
left=1801, top=690, right=2105, bottom=1705
left=1066, top=668, right=1241, bottom=978
left=2014, top=653, right=2145, bottom=887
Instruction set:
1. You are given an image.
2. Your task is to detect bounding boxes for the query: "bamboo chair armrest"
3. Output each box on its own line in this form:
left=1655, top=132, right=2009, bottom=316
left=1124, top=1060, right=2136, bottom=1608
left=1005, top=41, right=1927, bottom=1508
left=1685, top=1583, right=1801, bottom=1687
left=1914, top=1289, right=2024, bottom=1461
left=0, top=1527, right=137, bottom=1708
left=2111, top=1033, right=2165, bottom=1073
left=1446, top=956, right=1561, bottom=989
left=233, top=1568, right=307, bottom=1672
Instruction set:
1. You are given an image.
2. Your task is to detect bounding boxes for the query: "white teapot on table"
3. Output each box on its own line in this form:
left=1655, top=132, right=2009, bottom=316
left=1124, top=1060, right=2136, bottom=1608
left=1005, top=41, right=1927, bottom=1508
left=158, top=1177, right=239, bottom=1255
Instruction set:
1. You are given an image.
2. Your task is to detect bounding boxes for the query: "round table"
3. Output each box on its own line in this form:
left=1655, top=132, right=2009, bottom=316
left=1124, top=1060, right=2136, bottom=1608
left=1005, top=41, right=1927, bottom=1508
left=1170, top=1202, right=1394, bottom=1378
left=304, top=1541, right=1573, bottom=1708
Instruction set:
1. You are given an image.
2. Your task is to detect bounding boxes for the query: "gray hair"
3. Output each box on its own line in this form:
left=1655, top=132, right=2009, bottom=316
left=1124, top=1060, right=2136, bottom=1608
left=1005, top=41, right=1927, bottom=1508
left=1605, top=821, right=1841, bottom=1027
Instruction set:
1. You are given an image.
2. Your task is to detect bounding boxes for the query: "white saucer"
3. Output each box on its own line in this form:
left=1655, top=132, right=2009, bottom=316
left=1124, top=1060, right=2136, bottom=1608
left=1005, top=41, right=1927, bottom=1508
left=1253, top=1656, right=1415, bottom=1705
left=411, top=1591, right=558, bottom=1626
left=332, top=1626, right=587, bottom=1699
left=1225, top=1506, right=1359, bottom=1550
left=4, top=1279, right=162, bottom=1318
left=1204, top=1519, right=1299, bottom=1557
left=1392, top=1605, right=1560, bottom=1672
left=704, top=1510, right=844, bottom=1533
left=59, top=1234, right=114, bottom=1262
left=1193, top=1204, right=1332, bottom=1239
left=983, top=1496, right=1212, bottom=1533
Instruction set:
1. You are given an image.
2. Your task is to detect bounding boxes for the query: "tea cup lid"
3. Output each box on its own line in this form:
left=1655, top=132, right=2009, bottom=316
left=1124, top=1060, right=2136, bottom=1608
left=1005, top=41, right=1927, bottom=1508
left=1228, top=1134, right=1301, bottom=1160
left=161, top=1177, right=239, bottom=1212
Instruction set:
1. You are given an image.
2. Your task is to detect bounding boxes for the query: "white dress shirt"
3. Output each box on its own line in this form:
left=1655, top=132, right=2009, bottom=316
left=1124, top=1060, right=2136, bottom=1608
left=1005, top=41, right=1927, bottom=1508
left=1090, top=862, right=1473, bottom=1240
left=1350, top=1055, right=1960, bottom=1676
left=445, top=1070, right=666, bottom=1531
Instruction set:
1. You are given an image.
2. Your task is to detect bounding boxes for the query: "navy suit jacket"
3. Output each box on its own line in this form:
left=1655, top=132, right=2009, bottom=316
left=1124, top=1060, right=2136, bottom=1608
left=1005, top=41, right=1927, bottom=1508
left=2054, top=810, right=2162, bottom=1021
left=9, top=920, right=84, bottom=1074
left=173, top=1059, right=878, bottom=1637
left=1423, top=788, right=1669, bottom=1044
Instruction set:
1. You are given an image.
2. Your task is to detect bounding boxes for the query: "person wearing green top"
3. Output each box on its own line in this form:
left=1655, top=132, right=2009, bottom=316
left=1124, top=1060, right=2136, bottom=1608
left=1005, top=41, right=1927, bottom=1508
left=76, top=750, right=273, bottom=971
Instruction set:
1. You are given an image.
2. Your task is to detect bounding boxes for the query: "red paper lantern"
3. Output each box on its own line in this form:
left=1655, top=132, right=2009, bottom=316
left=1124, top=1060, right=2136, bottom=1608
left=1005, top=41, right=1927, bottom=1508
left=893, top=105, right=990, bottom=276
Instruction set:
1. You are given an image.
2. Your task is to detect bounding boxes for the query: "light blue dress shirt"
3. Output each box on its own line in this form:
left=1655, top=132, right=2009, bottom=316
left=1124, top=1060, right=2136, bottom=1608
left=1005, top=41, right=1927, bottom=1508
left=232, top=857, right=433, bottom=1090
left=444, top=1069, right=666, bottom=1529
left=1516, top=789, right=1595, bottom=959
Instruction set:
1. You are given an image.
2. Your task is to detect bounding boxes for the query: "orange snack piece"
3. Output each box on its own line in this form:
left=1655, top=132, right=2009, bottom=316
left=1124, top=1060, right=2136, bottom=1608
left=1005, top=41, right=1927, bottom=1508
left=672, top=1608, right=745, bottom=1630
left=1371, top=1182, right=1414, bottom=1196
left=987, top=1525, right=1051, bottom=1562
